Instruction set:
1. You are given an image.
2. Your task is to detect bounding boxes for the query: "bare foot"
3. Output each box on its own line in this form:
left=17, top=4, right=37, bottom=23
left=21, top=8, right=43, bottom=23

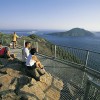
left=8, top=58, right=14, bottom=60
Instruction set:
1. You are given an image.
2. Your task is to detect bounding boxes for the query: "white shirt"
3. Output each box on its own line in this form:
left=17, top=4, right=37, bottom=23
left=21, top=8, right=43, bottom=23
left=22, top=47, right=30, bottom=62
left=26, top=54, right=36, bottom=66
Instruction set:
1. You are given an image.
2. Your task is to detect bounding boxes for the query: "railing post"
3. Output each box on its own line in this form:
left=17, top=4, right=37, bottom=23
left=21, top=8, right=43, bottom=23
left=36, top=42, right=38, bottom=53
left=85, top=50, right=90, bottom=67
left=83, top=80, right=91, bottom=100
left=54, top=45, right=56, bottom=58
left=24, top=40, right=25, bottom=47
left=81, top=50, right=90, bottom=88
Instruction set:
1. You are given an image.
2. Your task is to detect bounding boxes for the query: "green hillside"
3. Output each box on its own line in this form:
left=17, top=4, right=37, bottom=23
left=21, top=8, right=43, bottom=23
left=49, top=28, right=94, bottom=37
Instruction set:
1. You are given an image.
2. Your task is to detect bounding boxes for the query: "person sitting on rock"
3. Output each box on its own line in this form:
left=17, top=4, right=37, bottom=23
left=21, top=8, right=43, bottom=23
left=26, top=48, right=45, bottom=81
left=0, top=42, right=15, bottom=60
left=22, top=41, right=31, bottom=64
left=7, top=43, right=16, bottom=60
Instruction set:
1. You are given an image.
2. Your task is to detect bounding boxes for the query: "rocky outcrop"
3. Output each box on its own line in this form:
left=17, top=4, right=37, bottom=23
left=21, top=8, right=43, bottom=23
left=0, top=58, right=63, bottom=100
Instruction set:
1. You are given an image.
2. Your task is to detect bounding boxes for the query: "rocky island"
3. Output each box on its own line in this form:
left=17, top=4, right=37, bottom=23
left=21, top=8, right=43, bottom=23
left=48, top=28, right=94, bottom=37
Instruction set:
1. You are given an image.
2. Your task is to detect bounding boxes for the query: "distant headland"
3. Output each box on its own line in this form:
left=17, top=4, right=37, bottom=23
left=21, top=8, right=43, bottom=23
left=48, top=28, right=94, bottom=37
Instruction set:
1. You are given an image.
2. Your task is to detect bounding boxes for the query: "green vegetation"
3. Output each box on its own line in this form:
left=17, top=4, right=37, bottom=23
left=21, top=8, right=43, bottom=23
left=0, top=32, right=82, bottom=64
left=0, top=32, right=13, bottom=45
left=48, top=28, right=94, bottom=37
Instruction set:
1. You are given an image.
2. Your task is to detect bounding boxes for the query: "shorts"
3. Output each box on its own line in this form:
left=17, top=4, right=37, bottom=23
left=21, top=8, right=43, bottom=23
left=26, top=63, right=36, bottom=70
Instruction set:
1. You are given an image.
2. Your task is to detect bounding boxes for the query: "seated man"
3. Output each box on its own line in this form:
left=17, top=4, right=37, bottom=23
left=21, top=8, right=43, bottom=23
left=26, top=48, right=45, bottom=81
left=0, top=42, right=15, bottom=60
left=22, top=41, right=31, bottom=64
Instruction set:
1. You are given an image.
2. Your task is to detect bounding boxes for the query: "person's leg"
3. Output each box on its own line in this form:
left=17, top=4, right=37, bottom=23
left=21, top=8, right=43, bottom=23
left=36, top=61, right=44, bottom=68
left=33, top=68, right=41, bottom=81
left=10, top=54, right=16, bottom=58
left=13, top=41, right=15, bottom=49
left=35, top=62, right=45, bottom=75
left=27, top=66, right=40, bottom=81
left=36, top=67, right=45, bottom=76
left=15, top=41, right=17, bottom=48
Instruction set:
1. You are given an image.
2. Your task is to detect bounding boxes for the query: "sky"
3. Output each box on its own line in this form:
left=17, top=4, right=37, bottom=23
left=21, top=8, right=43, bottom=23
left=0, top=0, right=100, bottom=31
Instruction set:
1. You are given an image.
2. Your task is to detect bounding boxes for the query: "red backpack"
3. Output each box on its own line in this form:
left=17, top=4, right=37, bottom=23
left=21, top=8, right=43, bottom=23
left=0, top=48, right=6, bottom=56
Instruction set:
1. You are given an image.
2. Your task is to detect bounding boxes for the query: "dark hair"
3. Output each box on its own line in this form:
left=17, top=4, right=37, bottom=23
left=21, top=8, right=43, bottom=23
left=0, top=42, right=2, bottom=45
left=25, top=41, right=31, bottom=47
left=14, top=32, right=16, bottom=34
left=30, top=48, right=37, bottom=55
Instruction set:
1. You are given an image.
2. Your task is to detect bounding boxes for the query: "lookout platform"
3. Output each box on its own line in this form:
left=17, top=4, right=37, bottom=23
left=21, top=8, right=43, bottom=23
left=9, top=48, right=100, bottom=100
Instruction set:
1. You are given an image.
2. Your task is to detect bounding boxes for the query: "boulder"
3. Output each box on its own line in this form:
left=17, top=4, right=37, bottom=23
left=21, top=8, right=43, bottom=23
left=0, top=68, right=7, bottom=74
left=53, top=78, right=64, bottom=90
left=0, top=75, right=13, bottom=91
left=0, top=58, right=64, bottom=100
left=45, top=87, right=61, bottom=100
left=20, top=84, right=45, bottom=100
left=1, top=92, right=20, bottom=100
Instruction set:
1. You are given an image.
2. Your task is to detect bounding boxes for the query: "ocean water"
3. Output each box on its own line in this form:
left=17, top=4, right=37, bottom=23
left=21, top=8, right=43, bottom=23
left=38, top=34, right=100, bottom=53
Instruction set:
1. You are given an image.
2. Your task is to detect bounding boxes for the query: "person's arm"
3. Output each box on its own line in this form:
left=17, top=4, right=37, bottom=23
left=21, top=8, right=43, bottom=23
left=7, top=51, right=12, bottom=57
left=25, top=48, right=29, bottom=57
left=16, top=34, right=19, bottom=38
left=32, top=55, right=39, bottom=62
left=6, top=48, right=13, bottom=60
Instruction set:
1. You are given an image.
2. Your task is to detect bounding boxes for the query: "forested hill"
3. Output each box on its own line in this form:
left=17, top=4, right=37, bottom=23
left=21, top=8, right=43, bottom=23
left=48, top=28, right=94, bottom=37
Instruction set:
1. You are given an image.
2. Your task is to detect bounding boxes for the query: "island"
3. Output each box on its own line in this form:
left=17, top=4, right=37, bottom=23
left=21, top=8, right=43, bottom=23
left=48, top=28, right=94, bottom=37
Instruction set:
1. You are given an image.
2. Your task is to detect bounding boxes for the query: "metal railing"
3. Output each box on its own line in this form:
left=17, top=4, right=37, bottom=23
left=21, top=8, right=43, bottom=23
left=37, top=54, right=100, bottom=100
left=35, top=41, right=100, bottom=100
left=83, top=78, right=100, bottom=100
left=34, top=42, right=100, bottom=72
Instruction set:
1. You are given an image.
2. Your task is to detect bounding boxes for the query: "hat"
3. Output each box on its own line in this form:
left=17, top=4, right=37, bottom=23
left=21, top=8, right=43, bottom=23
left=10, top=43, right=13, bottom=46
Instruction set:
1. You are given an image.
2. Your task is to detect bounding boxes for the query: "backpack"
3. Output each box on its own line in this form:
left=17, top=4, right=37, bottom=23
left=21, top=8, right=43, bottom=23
left=0, top=47, right=7, bottom=56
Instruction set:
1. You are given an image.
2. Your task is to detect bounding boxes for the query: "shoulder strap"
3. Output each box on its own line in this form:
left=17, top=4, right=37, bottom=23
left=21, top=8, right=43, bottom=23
left=4, top=47, right=8, bottom=54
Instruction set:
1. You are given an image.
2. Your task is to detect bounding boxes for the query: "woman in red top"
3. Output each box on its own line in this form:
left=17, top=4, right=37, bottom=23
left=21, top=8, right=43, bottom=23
left=0, top=42, right=15, bottom=60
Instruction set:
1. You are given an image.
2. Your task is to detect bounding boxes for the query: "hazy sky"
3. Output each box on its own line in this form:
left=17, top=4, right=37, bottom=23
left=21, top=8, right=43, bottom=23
left=0, top=0, right=100, bottom=31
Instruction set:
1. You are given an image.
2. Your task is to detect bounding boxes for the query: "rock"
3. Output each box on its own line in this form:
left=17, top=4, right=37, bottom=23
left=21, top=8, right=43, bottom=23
left=9, top=78, right=18, bottom=90
left=6, top=68, right=21, bottom=78
left=20, top=84, right=45, bottom=100
left=0, top=75, right=13, bottom=91
left=37, top=81, right=49, bottom=92
left=35, top=72, right=53, bottom=92
left=0, top=68, right=7, bottom=74
left=30, top=78, right=36, bottom=84
left=40, top=72, right=52, bottom=86
left=53, top=78, right=64, bottom=90
left=1, top=92, right=19, bottom=100
left=0, top=68, right=21, bottom=78
left=45, top=87, right=61, bottom=100
left=0, top=58, right=64, bottom=100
